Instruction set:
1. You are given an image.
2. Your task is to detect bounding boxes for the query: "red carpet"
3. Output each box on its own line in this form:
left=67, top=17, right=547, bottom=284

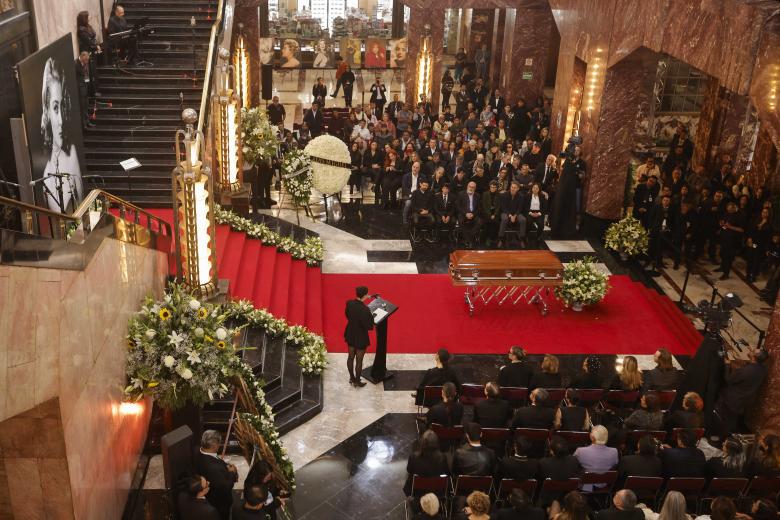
left=321, top=274, right=701, bottom=356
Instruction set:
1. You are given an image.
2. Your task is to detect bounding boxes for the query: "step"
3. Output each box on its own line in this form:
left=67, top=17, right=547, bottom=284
left=97, top=74, right=204, bottom=85
left=274, top=373, right=323, bottom=435
left=261, top=335, right=285, bottom=393
left=84, top=136, right=177, bottom=148
left=643, top=287, right=698, bottom=353
left=286, top=259, right=307, bottom=327
left=133, top=49, right=209, bottom=60
left=93, top=93, right=201, bottom=106
left=98, top=84, right=203, bottom=94
left=121, top=0, right=216, bottom=6
left=219, top=230, right=246, bottom=286
left=269, top=253, right=293, bottom=319
left=233, top=239, right=262, bottom=301
left=305, top=265, right=324, bottom=334
left=84, top=126, right=183, bottom=137
left=252, top=246, right=278, bottom=310
left=242, top=327, right=265, bottom=375
left=97, top=65, right=205, bottom=75
left=215, top=224, right=230, bottom=273
left=85, top=147, right=176, bottom=159
left=87, top=159, right=177, bottom=172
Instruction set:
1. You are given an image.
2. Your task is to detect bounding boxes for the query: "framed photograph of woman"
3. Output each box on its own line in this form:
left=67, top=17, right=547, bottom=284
left=258, top=37, right=275, bottom=65
left=364, top=38, right=386, bottom=69
left=389, top=37, right=407, bottom=69
left=312, top=38, right=333, bottom=68
left=17, top=34, right=85, bottom=212
left=280, top=39, right=300, bottom=68
left=340, top=37, right=361, bottom=68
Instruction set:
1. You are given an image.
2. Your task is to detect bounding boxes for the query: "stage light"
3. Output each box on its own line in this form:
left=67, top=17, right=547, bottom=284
left=234, top=31, right=250, bottom=109
left=118, top=402, right=144, bottom=416
left=415, top=24, right=433, bottom=104
left=213, top=47, right=243, bottom=194
left=172, top=108, right=218, bottom=297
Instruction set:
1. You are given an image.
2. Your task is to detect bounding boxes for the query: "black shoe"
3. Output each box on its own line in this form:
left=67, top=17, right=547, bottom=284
left=266, top=198, right=277, bottom=206
left=354, top=379, right=367, bottom=387
left=330, top=94, right=337, bottom=98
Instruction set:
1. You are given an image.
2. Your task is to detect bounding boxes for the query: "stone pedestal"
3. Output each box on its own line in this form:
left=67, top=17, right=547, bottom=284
left=404, top=9, right=446, bottom=109
left=499, top=6, right=554, bottom=104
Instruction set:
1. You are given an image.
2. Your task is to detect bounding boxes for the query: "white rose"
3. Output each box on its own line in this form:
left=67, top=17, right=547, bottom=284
left=181, top=368, right=193, bottom=380
left=216, top=328, right=228, bottom=341
left=189, top=299, right=201, bottom=311
left=163, top=356, right=175, bottom=368
left=145, top=329, right=156, bottom=339
left=194, top=327, right=204, bottom=338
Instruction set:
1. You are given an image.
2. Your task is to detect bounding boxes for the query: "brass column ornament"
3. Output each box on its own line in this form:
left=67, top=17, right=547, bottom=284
left=234, top=24, right=250, bottom=109
left=415, top=24, right=433, bottom=104
left=171, top=108, right=218, bottom=297
left=213, top=47, right=243, bottom=193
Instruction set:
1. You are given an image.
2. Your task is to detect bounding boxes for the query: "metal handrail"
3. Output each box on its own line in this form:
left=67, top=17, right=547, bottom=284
left=0, top=195, right=80, bottom=238
left=0, top=196, right=80, bottom=221
left=72, top=189, right=172, bottom=237
left=197, top=0, right=227, bottom=138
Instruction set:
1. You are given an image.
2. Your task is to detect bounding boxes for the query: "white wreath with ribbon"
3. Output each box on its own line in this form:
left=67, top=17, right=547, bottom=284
left=305, top=135, right=352, bottom=196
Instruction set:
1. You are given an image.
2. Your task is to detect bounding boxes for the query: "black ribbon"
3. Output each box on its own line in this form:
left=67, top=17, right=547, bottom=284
left=309, top=155, right=351, bottom=169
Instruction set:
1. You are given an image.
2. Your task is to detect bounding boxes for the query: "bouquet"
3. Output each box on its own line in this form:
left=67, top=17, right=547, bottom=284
left=605, top=215, right=649, bottom=257
left=282, top=149, right=313, bottom=207
left=240, top=107, right=279, bottom=165
left=555, top=256, right=611, bottom=308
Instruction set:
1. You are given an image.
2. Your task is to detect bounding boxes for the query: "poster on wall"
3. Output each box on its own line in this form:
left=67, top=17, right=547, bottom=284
left=364, top=39, right=386, bottom=68
left=470, top=12, right=491, bottom=48
left=16, top=33, right=85, bottom=212
left=258, top=37, right=275, bottom=65
left=389, top=37, right=407, bottom=69
left=340, top=37, right=361, bottom=68
left=279, top=38, right=301, bottom=68
left=311, top=38, right=334, bottom=68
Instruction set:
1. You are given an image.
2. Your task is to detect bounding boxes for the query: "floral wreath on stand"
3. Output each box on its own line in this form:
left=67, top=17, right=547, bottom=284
left=281, top=148, right=313, bottom=210
left=240, top=106, right=279, bottom=166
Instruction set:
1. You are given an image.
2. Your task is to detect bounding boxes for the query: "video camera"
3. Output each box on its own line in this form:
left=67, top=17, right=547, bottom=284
left=559, top=134, right=583, bottom=160
left=691, top=292, right=743, bottom=331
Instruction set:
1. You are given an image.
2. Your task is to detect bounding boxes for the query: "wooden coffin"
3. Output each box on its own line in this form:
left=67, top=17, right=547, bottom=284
left=449, top=250, right=564, bottom=287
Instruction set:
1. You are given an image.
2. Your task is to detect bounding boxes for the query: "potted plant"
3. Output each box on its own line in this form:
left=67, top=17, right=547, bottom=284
left=605, top=214, right=649, bottom=261
left=555, top=256, right=611, bottom=311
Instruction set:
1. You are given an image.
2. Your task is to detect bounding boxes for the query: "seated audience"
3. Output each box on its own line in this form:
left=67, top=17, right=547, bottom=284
left=555, top=388, right=592, bottom=431
left=531, top=354, right=563, bottom=389
left=473, top=382, right=512, bottom=428
left=497, top=436, right=539, bottom=481
left=426, top=381, right=463, bottom=427
left=695, top=496, right=736, bottom=520
left=571, top=356, right=603, bottom=389
left=452, top=423, right=496, bottom=476
left=748, top=499, right=779, bottom=520
left=595, top=489, right=645, bottom=520
left=539, top=436, right=581, bottom=507
left=617, top=434, right=662, bottom=484
left=414, top=348, right=461, bottom=406
left=660, top=429, right=706, bottom=478
left=413, top=493, right=444, bottom=520
left=497, top=345, right=533, bottom=388
left=642, top=349, right=680, bottom=391
left=664, top=392, right=704, bottom=431
left=404, top=430, right=449, bottom=495
left=609, top=356, right=643, bottom=391
left=231, top=483, right=273, bottom=520
left=706, top=436, right=746, bottom=478
left=624, top=393, right=664, bottom=431
left=455, top=491, right=491, bottom=520
left=493, top=488, right=546, bottom=520
left=655, top=491, right=692, bottom=520
left=511, top=388, right=556, bottom=429
left=196, top=430, right=238, bottom=519
left=745, top=433, right=780, bottom=477
left=574, top=425, right=618, bottom=490
left=549, top=490, right=590, bottom=520
left=177, top=474, right=221, bottom=520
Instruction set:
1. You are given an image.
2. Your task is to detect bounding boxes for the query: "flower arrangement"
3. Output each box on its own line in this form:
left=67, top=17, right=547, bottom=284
left=555, top=256, right=611, bottom=308
left=214, top=204, right=324, bottom=266
left=240, top=107, right=279, bottom=165
left=125, top=284, right=239, bottom=409
left=305, top=135, right=351, bottom=195
left=225, top=300, right=329, bottom=375
left=605, top=215, right=649, bottom=257
left=281, top=149, right=313, bottom=207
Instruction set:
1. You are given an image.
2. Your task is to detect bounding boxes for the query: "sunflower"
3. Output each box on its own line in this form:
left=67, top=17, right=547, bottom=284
left=216, top=341, right=226, bottom=349
left=198, top=308, right=208, bottom=319
left=147, top=381, right=159, bottom=388
left=159, top=308, right=171, bottom=321
left=127, top=338, right=134, bottom=350
left=204, top=335, right=214, bottom=343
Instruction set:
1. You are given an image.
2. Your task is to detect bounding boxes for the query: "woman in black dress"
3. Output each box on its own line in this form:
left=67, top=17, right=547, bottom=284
left=549, top=158, right=579, bottom=239
left=344, top=286, right=374, bottom=387
left=746, top=206, right=773, bottom=282
left=530, top=354, right=562, bottom=389
left=348, top=141, right=363, bottom=195
left=404, top=430, right=449, bottom=495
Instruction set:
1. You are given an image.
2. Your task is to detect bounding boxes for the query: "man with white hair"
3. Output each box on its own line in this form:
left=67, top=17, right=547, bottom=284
left=574, top=425, right=618, bottom=491
left=534, top=154, right=559, bottom=196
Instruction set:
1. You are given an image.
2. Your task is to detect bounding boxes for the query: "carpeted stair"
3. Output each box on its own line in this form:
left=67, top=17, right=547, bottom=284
left=634, top=282, right=702, bottom=355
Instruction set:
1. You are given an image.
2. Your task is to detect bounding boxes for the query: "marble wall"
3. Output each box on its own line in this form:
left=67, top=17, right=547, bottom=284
left=0, top=240, right=168, bottom=519
left=500, top=5, right=554, bottom=104
left=404, top=9, right=446, bottom=109
left=32, top=0, right=102, bottom=55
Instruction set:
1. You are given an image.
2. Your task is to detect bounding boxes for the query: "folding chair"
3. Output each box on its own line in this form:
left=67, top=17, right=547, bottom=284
left=453, top=475, right=494, bottom=497
left=459, top=383, right=485, bottom=406
left=573, top=388, right=606, bottom=408
left=406, top=475, right=450, bottom=520
left=481, top=427, right=511, bottom=456
left=544, top=388, right=567, bottom=405
left=741, top=475, right=780, bottom=501
left=698, top=478, right=748, bottom=513
left=538, top=478, right=581, bottom=506
left=500, top=387, right=529, bottom=408
left=514, top=428, right=551, bottom=458
left=647, top=390, right=676, bottom=411
left=623, top=476, right=665, bottom=508
left=496, top=479, right=538, bottom=506
left=417, top=385, right=443, bottom=414
left=430, top=423, right=464, bottom=453
left=604, top=390, right=640, bottom=410
left=663, top=477, right=706, bottom=511
left=671, top=428, right=705, bottom=445
left=581, top=471, right=618, bottom=508
left=557, top=430, right=591, bottom=449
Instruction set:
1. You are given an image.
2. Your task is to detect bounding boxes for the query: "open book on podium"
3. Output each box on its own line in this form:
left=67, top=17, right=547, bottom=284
left=362, top=295, right=398, bottom=384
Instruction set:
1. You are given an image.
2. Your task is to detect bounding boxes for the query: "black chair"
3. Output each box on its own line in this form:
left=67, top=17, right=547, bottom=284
left=481, top=427, right=511, bottom=456
left=430, top=423, right=464, bottom=453
left=496, top=478, right=538, bottom=506
left=405, top=475, right=450, bottom=519
left=698, top=478, right=748, bottom=513
left=623, top=476, right=664, bottom=508
left=459, top=383, right=485, bottom=407
left=452, top=474, right=493, bottom=497
left=514, top=428, right=551, bottom=458
left=500, top=386, right=529, bottom=408
left=544, top=388, right=567, bottom=405
left=604, top=390, right=640, bottom=410
left=663, top=477, right=706, bottom=511
left=581, top=471, right=618, bottom=508
left=741, top=475, right=780, bottom=501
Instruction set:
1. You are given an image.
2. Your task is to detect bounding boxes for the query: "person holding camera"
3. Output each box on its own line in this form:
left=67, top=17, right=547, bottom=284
left=713, top=348, right=768, bottom=436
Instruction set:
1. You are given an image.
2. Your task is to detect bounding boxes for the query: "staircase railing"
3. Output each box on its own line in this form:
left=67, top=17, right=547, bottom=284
left=196, top=0, right=233, bottom=139
left=0, top=196, right=81, bottom=240
left=71, top=189, right=172, bottom=241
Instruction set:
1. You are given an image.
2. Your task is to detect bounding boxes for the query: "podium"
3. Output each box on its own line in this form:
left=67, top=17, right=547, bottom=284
left=361, top=295, right=398, bottom=384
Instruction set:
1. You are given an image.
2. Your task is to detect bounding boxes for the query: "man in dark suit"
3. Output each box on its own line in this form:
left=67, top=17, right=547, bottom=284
left=534, top=154, right=558, bottom=196
left=497, top=436, right=539, bottom=481
left=107, top=4, right=137, bottom=64
left=457, top=181, right=482, bottom=248
left=498, top=181, right=526, bottom=249
left=474, top=382, right=512, bottom=428
left=647, top=194, right=676, bottom=272
left=75, top=51, right=95, bottom=129
left=232, top=483, right=274, bottom=520
left=414, top=348, right=461, bottom=405
left=385, top=94, right=403, bottom=122
left=196, top=431, right=238, bottom=520
left=435, top=184, right=456, bottom=238
left=498, top=345, right=533, bottom=388
left=419, top=138, right=440, bottom=164
left=538, top=436, right=581, bottom=505
left=266, top=96, right=286, bottom=128
left=452, top=422, right=496, bottom=476
left=511, top=388, right=555, bottom=429
left=632, top=175, right=660, bottom=227
left=177, top=474, right=221, bottom=520
left=596, top=490, right=645, bottom=520
left=344, top=286, right=374, bottom=387
left=302, top=101, right=324, bottom=137
left=493, top=488, right=546, bottom=520
left=714, top=348, right=768, bottom=436
left=410, top=179, right=435, bottom=236
left=489, top=88, right=505, bottom=116
left=659, top=429, right=706, bottom=478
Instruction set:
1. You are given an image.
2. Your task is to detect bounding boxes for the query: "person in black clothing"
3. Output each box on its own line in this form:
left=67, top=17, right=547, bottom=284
left=404, top=430, right=450, bottom=495
left=714, top=201, right=745, bottom=280
left=664, top=391, right=704, bottom=431
left=267, top=96, right=286, bottom=128
left=555, top=389, right=591, bottom=431
left=456, top=181, right=483, bottom=248
left=434, top=184, right=456, bottom=239
left=369, top=77, right=387, bottom=117
left=706, top=437, right=747, bottom=479
left=411, top=180, right=436, bottom=239
left=497, top=436, right=539, bottom=481
left=497, top=345, right=533, bottom=388
left=530, top=354, right=562, bottom=389
left=76, top=11, right=100, bottom=93
left=232, top=483, right=273, bottom=520
left=549, top=158, right=579, bottom=239
left=414, top=348, right=461, bottom=406
left=107, top=5, right=137, bottom=64
left=363, top=140, right=385, bottom=199
left=617, top=435, right=662, bottom=486
left=302, top=101, right=323, bottom=137
left=75, top=52, right=95, bottom=129
left=497, top=181, right=526, bottom=248
left=523, top=182, right=548, bottom=244
left=647, top=195, right=676, bottom=272
left=713, top=348, right=768, bottom=436
left=243, top=459, right=288, bottom=520
left=341, top=64, right=356, bottom=107
left=348, top=141, right=363, bottom=195
left=571, top=356, right=602, bottom=389
left=538, top=436, right=581, bottom=506
left=673, top=200, right=697, bottom=269
left=659, top=429, right=706, bottom=478
left=311, top=77, right=327, bottom=105
left=473, top=382, right=512, bottom=428
left=481, top=180, right=502, bottom=245
left=196, top=430, right=238, bottom=520
left=177, top=474, right=221, bottom=520
left=452, top=423, right=496, bottom=476
left=426, top=382, right=463, bottom=427
left=493, top=488, right=546, bottom=520
left=441, top=70, right=455, bottom=110
left=344, top=286, right=374, bottom=387
left=595, top=490, right=645, bottom=520
left=746, top=207, right=773, bottom=282
left=700, top=189, right=726, bottom=263
left=642, top=348, right=680, bottom=391
left=632, top=175, right=659, bottom=227
left=745, top=434, right=780, bottom=477
left=661, top=145, right=689, bottom=186
left=511, top=388, right=556, bottom=430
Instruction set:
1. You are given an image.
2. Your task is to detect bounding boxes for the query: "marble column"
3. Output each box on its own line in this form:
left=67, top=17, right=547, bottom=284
left=404, top=9, right=446, bottom=109
left=499, top=6, right=554, bottom=105
left=750, top=289, right=780, bottom=435
left=749, top=123, right=780, bottom=190
left=693, top=80, right=752, bottom=172
left=692, top=77, right=721, bottom=170
left=235, top=0, right=262, bottom=107
left=585, top=48, right=657, bottom=220
left=489, top=9, right=506, bottom=88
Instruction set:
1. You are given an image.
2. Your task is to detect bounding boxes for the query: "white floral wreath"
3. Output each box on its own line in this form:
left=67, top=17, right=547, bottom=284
left=305, top=135, right=351, bottom=195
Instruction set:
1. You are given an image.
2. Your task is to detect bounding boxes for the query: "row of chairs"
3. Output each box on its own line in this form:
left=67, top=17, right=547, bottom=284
left=407, top=473, right=780, bottom=519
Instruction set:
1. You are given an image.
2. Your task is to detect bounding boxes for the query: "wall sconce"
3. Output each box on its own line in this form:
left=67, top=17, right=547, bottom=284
left=214, top=47, right=243, bottom=193
left=584, top=48, right=605, bottom=114
left=234, top=28, right=250, bottom=109
left=171, top=108, right=218, bottom=298
left=415, top=24, right=433, bottom=102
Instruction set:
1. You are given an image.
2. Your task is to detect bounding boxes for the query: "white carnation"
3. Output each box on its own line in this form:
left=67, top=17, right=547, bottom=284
left=215, top=327, right=228, bottom=341
left=163, top=355, right=175, bottom=368
left=189, top=299, right=201, bottom=311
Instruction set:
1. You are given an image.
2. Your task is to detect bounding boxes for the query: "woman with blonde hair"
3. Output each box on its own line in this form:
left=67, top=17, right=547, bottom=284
left=280, top=39, right=300, bottom=68
left=413, top=492, right=443, bottom=519
left=530, top=354, right=562, bottom=389
left=462, top=491, right=491, bottom=520
left=657, top=491, right=691, bottom=520
left=615, top=355, right=643, bottom=391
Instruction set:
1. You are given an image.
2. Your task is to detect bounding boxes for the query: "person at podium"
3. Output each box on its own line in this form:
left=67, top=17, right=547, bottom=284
left=344, top=286, right=374, bottom=387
